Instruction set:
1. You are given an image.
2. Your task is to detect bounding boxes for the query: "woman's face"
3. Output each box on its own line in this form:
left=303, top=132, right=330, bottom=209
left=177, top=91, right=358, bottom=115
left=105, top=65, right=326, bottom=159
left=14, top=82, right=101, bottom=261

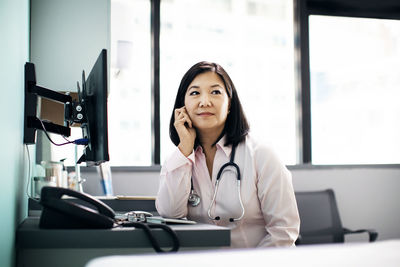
left=184, top=71, right=230, bottom=133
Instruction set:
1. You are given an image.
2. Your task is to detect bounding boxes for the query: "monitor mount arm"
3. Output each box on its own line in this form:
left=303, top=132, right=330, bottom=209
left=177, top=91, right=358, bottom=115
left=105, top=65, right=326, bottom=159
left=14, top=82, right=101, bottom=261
left=24, top=62, right=86, bottom=144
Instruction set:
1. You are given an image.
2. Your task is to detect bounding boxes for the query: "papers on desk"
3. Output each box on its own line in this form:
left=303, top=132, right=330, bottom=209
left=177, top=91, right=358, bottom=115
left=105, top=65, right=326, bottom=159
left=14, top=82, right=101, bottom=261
left=147, top=216, right=197, bottom=225
left=115, top=195, right=156, bottom=200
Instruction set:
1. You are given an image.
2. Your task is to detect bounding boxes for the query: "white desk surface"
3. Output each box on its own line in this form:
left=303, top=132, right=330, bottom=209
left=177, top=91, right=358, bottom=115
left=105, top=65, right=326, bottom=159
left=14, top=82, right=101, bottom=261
left=87, top=239, right=400, bottom=267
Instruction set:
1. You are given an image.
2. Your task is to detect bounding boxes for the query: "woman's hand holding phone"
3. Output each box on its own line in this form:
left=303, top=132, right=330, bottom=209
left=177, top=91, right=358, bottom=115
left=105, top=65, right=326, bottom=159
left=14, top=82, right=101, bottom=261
left=174, top=106, right=196, bottom=157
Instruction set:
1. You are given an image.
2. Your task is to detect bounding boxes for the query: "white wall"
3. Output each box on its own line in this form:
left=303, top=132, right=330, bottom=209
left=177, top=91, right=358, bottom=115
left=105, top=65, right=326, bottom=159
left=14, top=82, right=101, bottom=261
left=30, top=0, right=110, bottom=93
left=0, top=0, right=30, bottom=266
left=80, top=166, right=400, bottom=242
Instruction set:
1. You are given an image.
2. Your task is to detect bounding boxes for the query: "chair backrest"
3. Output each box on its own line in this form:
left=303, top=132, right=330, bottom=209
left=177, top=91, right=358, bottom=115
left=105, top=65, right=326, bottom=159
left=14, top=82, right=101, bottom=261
left=295, top=189, right=345, bottom=244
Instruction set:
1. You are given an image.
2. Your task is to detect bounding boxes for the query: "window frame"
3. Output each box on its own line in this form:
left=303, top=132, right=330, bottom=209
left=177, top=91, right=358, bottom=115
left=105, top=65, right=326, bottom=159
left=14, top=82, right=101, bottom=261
left=295, top=0, right=400, bottom=165
left=107, top=0, right=400, bottom=169
left=150, top=0, right=161, bottom=165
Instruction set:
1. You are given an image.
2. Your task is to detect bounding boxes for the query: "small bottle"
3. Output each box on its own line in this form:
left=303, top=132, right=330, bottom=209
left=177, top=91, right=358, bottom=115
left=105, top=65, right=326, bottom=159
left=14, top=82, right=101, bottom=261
left=68, top=171, right=77, bottom=190
left=60, top=159, right=69, bottom=188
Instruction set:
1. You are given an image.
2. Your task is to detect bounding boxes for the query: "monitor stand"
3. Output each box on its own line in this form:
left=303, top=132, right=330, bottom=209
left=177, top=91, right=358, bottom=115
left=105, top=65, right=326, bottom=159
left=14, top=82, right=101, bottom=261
left=74, top=144, right=85, bottom=192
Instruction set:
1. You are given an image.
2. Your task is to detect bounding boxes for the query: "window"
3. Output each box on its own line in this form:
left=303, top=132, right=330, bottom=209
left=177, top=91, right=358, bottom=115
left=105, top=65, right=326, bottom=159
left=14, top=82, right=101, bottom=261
left=105, top=0, right=400, bottom=167
left=109, top=0, right=152, bottom=166
left=309, top=16, right=400, bottom=164
left=160, top=0, right=297, bottom=164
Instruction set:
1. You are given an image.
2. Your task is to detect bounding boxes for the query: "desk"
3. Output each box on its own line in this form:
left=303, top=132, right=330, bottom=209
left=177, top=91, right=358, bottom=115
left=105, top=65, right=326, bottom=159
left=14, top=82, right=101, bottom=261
left=87, top=240, right=400, bottom=267
left=16, top=217, right=230, bottom=267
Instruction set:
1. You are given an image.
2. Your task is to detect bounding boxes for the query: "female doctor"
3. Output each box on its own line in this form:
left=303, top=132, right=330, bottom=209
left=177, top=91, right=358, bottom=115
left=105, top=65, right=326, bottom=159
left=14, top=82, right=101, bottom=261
left=156, top=61, right=300, bottom=248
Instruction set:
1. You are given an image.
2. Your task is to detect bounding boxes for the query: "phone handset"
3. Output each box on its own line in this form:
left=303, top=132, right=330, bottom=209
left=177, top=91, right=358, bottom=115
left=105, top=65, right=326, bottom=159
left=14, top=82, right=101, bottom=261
left=42, top=186, right=115, bottom=217
left=39, top=186, right=115, bottom=229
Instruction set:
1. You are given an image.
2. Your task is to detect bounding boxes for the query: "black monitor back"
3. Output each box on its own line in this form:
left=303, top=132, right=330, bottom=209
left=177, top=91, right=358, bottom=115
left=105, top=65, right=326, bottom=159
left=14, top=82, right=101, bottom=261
left=81, top=49, right=109, bottom=166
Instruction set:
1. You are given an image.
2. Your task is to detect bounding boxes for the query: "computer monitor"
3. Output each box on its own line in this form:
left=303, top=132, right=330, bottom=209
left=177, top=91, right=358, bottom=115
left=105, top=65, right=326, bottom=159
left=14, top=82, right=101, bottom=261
left=78, top=49, right=110, bottom=166
left=24, top=49, right=110, bottom=166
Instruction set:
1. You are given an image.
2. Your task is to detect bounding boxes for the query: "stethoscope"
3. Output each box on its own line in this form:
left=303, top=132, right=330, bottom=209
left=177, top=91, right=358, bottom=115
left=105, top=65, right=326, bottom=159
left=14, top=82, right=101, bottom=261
left=188, top=145, right=245, bottom=222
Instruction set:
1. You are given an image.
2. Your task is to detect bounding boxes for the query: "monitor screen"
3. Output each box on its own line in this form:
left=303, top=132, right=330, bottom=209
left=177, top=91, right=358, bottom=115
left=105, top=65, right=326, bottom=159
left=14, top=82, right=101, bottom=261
left=79, top=49, right=110, bottom=166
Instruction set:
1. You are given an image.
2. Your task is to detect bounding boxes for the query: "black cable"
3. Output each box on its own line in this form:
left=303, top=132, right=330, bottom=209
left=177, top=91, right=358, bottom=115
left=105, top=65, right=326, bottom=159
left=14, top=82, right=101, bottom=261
left=38, top=118, right=88, bottom=146
left=147, top=222, right=180, bottom=252
left=120, top=221, right=180, bottom=253
left=38, top=119, right=74, bottom=146
left=61, top=134, right=72, bottom=143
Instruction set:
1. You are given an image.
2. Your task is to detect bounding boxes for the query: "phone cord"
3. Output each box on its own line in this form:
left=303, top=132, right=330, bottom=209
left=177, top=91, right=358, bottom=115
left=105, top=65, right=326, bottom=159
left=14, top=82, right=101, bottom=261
left=122, top=222, right=180, bottom=253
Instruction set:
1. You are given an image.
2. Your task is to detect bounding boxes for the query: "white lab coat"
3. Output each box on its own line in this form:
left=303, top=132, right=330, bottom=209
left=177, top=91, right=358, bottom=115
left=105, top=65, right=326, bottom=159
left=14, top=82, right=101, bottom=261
left=156, top=135, right=300, bottom=248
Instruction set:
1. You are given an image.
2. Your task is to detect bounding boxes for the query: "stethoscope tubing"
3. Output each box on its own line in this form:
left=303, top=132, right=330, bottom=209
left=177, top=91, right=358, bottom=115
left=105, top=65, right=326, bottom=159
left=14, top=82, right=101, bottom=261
left=207, top=162, right=245, bottom=222
left=189, top=145, right=245, bottom=222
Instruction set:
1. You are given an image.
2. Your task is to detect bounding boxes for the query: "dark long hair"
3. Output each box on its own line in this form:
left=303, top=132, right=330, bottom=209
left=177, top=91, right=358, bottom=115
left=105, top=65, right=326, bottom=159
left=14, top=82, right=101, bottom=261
left=169, top=61, right=249, bottom=148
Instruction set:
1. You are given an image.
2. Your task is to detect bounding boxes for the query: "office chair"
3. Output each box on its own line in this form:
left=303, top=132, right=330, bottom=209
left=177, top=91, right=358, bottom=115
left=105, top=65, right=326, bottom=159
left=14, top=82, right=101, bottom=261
left=295, top=189, right=378, bottom=245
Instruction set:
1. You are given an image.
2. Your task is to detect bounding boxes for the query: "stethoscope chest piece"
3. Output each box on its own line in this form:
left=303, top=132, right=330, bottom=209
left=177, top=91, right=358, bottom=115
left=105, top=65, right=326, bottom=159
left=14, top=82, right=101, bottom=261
left=188, top=190, right=201, bottom=207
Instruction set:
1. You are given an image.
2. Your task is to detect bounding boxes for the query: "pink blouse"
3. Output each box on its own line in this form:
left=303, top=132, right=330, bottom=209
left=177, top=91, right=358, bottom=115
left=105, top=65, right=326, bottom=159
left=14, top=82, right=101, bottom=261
left=156, top=135, right=300, bottom=248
